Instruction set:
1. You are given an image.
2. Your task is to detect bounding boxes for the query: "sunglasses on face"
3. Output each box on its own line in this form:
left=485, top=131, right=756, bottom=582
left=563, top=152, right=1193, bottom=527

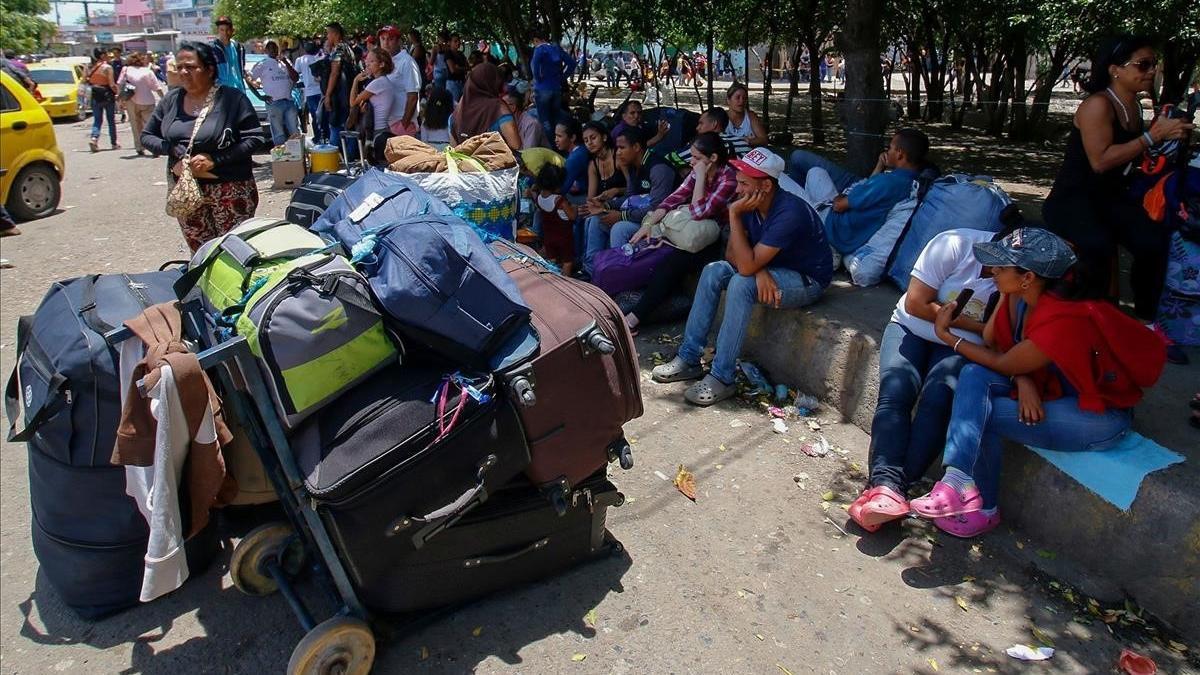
left=1122, top=58, right=1158, bottom=73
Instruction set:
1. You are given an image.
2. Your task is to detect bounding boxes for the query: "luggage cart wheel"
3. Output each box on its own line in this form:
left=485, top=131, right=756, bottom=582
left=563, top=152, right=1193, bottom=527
left=618, top=444, right=634, bottom=470
left=230, top=522, right=306, bottom=596
left=288, top=616, right=375, bottom=675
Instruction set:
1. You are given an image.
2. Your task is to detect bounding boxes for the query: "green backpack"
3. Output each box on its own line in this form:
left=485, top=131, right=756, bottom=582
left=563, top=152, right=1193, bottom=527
left=176, top=218, right=397, bottom=429
left=174, top=217, right=330, bottom=314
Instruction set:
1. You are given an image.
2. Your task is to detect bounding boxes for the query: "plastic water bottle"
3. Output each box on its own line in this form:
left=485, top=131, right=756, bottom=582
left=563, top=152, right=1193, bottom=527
left=621, top=243, right=635, bottom=256
left=738, top=361, right=772, bottom=395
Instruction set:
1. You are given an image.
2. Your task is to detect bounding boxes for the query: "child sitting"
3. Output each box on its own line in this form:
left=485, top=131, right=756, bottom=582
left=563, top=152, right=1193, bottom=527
left=420, top=87, right=454, bottom=151
left=532, top=164, right=577, bottom=276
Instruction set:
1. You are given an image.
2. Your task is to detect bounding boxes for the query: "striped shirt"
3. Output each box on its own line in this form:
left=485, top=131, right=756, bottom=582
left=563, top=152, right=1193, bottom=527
left=658, top=164, right=739, bottom=227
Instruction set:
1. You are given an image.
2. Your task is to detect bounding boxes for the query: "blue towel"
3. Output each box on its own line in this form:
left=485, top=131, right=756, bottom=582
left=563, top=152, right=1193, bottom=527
left=1029, top=433, right=1185, bottom=511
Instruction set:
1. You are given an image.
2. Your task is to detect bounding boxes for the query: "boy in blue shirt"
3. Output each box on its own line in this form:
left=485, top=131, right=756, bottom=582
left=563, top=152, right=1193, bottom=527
left=788, top=128, right=929, bottom=255
left=652, top=149, right=831, bottom=406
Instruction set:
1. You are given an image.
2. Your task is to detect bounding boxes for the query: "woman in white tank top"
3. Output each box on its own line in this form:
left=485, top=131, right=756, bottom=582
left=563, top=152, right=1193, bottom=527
left=724, top=82, right=767, bottom=146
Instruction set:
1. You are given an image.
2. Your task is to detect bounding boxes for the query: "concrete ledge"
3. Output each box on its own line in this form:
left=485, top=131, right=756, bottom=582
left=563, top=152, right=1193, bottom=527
left=729, top=275, right=1200, bottom=642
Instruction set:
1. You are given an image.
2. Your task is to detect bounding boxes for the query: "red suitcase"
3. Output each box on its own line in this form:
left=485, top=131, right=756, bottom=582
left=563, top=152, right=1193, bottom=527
left=490, top=241, right=642, bottom=504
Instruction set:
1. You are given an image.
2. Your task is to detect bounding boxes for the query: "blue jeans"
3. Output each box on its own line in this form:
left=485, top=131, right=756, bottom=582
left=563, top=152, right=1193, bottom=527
left=869, top=322, right=966, bottom=494
left=533, top=87, right=562, bottom=147
left=446, top=79, right=464, bottom=104
left=677, top=261, right=825, bottom=384
left=583, top=216, right=641, bottom=274
left=267, top=99, right=300, bottom=146
left=786, top=149, right=860, bottom=191
left=305, top=94, right=327, bottom=143
left=433, top=70, right=447, bottom=92
left=91, top=94, right=117, bottom=144
left=942, top=364, right=1133, bottom=508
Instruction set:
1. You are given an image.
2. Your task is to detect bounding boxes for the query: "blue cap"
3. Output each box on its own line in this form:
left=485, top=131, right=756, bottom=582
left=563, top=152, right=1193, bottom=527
left=971, top=227, right=1077, bottom=279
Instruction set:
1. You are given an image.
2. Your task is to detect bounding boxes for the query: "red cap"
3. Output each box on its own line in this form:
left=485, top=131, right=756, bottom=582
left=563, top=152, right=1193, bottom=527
left=378, top=25, right=401, bottom=38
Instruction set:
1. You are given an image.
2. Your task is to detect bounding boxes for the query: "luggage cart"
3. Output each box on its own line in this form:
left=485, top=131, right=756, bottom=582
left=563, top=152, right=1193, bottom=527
left=105, top=304, right=377, bottom=675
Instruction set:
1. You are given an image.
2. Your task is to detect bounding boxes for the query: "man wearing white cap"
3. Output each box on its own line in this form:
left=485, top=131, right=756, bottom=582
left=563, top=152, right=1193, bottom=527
left=652, top=148, right=833, bottom=406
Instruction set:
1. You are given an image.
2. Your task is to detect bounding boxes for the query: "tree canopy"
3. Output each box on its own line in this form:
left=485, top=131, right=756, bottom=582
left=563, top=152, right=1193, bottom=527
left=0, top=0, right=56, bottom=54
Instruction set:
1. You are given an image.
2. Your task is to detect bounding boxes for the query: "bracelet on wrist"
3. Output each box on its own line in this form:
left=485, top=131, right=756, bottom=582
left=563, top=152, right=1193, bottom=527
left=952, top=337, right=965, bottom=353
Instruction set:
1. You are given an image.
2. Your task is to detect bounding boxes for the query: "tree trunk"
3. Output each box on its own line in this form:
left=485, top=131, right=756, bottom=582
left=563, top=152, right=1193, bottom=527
left=986, top=51, right=1011, bottom=137
left=1161, top=42, right=1199, bottom=104
left=806, top=38, right=825, bottom=146
left=784, top=44, right=802, bottom=129
left=706, top=32, right=716, bottom=107
left=743, top=39, right=751, bottom=85
left=839, top=0, right=887, bottom=176
left=762, top=37, right=777, bottom=132
left=906, top=45, right=922, bottom=119
left=1007, top=34, right=1029, bottom=140
left=1024, top=42, right=1068, bottom=134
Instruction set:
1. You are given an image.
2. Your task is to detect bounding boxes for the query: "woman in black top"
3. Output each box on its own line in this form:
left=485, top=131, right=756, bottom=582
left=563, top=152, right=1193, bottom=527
left=1042, top=35, right=1193, bottom=321
left=142, top=41, right=267, bottom=251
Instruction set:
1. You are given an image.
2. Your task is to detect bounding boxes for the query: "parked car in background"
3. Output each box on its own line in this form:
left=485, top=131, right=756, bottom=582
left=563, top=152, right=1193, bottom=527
left=27, top=63, right=86, bottom=121
left=1, top=71, right=65, bottom=221
left=40, top=56, right=92, bottom=118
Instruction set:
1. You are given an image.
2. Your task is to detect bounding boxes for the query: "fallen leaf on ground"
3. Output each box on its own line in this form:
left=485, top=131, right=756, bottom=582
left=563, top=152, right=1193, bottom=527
left=807, top=420, right=821, bottom=431
left=1036, top=549, right=1057, bottom=560
left=1031, top=626, right=1055, bottom=647
left=471, top=626, right=483, bottom=637
left=1168, top=640, right=1188, bottom=653
left=718, top=444, right=727, bottom=451
left=821, top=491, right=835, bottom=502
left=928, top=657, right=940, bottom=671
left=419, top=646, right=429, bottom=661
left=962, top=575, right=976, bottom=582
left=755, top=633, right=765, bottom=641
left=571, top=653, right=587, bottom=662
left=674, top=464, right=697, bottom=501
left=776, top=665, right=794, bottom=675
left=1015, top=540, right=1025, bottom=549
left=584, top=609, right=597, bottom=628
left=955, top=596, right=969, bottom=612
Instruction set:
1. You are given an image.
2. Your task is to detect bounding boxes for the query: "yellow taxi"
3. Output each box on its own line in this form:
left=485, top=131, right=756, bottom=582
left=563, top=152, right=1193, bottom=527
left=1, top=71, right=65, bottom=221
left=27, top=61, right=87, bottom=121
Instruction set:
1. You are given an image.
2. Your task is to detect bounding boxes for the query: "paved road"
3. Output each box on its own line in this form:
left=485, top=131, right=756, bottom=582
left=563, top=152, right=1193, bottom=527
left=1, top=119, right=1193, bottom=674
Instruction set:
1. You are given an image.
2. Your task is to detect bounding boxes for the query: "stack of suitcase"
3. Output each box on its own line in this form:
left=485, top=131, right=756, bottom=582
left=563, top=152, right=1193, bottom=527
left=9, top=167, right=643, bottom=625
left=277, top=171, right=643, bottom=612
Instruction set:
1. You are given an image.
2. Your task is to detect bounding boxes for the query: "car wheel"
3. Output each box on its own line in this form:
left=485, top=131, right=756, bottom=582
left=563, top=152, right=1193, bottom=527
left=7, top=164, right=62, bottom=221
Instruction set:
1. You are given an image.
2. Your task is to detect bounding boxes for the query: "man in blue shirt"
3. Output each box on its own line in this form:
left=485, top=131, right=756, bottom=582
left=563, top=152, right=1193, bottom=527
left=530, top=30, right=576, bottom=147
left=652, top=148, right=831, bottom=406
left=787, top=128, right=929, bottom=255
left=211, top=16, right=247, bottom=94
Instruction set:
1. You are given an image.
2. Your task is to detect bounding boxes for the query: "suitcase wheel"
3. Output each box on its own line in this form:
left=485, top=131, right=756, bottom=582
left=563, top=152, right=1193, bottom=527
left=618, top=444, right=634, bottom=470
left=229, top=522, right=306, bottom=596
left=510, top=376, right=537, bottom=407
left=288, top=616, right=375, bottom=675
left=587, top=332, right=616, bottom=355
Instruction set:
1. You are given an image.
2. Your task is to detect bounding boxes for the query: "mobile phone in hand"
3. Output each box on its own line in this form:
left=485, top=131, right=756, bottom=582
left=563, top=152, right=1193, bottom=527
left=950, top=288, right=975, bottom=320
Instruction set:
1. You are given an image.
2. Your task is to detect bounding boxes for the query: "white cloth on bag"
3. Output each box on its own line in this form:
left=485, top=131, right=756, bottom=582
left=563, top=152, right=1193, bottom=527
left=118, top=341, right=218, bottom=602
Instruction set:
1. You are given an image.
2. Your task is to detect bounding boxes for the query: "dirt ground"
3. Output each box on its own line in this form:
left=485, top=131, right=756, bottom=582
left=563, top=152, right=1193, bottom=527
left=0, top=111, right=1195, bottom=674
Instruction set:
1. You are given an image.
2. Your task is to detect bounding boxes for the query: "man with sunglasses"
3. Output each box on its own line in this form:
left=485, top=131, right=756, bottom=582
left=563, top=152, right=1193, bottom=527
left=1042, top=35, right=1194, bottom=338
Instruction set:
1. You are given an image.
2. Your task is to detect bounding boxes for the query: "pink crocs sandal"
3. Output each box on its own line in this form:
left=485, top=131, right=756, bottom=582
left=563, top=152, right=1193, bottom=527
left=910, top=480, right=982, bottom=519
left=934, top=510, right=1001, bottom=538
left=848, top=487, right=880, bottom=532
left=858, top=486, right=910, bottom=530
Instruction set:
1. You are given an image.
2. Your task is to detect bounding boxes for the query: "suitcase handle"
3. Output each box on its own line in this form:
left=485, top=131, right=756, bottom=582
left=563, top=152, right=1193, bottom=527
left=386, top=454, right=498, bottom=548
left=462, top=537, right=549, bottom=568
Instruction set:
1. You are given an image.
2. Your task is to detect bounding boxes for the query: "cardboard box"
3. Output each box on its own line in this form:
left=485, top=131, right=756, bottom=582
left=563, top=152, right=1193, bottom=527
left=270, top=136, right=305, bottom=162
left=272, top=159, right=306, bottom=189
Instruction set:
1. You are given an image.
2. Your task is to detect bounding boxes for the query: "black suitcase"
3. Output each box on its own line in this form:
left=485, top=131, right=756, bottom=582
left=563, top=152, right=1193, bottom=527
left=285, top=172, right=357, bottom=229
left=292, top=363, right=531, bottom=561
left=358, top=473, right=623, bottom=613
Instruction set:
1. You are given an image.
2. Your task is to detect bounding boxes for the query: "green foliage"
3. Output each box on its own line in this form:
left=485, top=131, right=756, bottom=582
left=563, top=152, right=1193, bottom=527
left=0, top=0, right=55, bottom=54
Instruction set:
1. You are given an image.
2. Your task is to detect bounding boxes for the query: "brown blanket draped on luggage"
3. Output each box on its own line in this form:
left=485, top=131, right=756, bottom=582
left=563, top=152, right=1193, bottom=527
left=385, top=131, right=517, bottom=174
left=112, top=302, right=237, bottom=536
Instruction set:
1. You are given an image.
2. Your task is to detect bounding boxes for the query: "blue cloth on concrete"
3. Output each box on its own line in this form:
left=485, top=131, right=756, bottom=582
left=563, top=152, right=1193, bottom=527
left=824, top=168, right=916, bottom=255
left=1030, top=433, right=1184, bottom=511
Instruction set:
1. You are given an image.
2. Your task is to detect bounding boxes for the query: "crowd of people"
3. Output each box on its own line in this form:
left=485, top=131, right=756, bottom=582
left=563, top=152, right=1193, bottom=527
left=11, top=21, right=1196, bottom=541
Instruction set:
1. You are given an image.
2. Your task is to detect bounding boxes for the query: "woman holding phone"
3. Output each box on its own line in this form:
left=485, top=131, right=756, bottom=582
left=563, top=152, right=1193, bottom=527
left=849, top=227, right=1003, bottom=534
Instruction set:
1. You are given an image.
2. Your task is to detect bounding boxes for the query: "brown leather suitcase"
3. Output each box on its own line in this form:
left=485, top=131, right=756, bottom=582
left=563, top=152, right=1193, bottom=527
left=490, top=241, right=642, bottom=505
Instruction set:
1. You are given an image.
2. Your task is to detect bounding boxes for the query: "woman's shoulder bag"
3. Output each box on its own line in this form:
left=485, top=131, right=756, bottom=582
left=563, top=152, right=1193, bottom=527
left=165, top=87, right=218, bottom=219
